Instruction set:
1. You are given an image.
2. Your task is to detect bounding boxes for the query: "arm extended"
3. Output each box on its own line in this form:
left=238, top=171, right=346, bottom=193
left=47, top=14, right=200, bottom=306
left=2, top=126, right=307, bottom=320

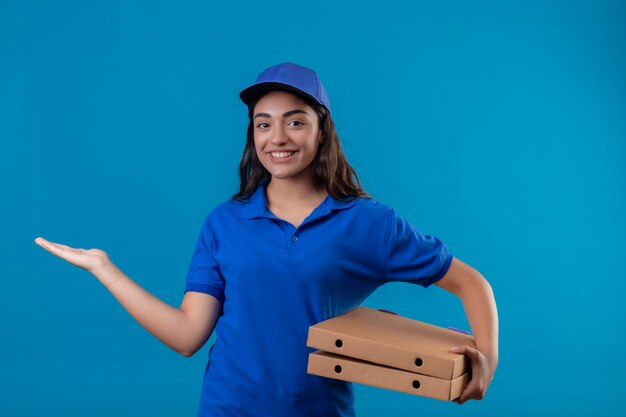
left=35, top=237, right=221, bottom=357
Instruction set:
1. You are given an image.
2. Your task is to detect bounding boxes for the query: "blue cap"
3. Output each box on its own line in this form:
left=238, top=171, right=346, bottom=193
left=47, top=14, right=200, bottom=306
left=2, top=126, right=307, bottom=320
left=239, top=62, right=331, bottom=112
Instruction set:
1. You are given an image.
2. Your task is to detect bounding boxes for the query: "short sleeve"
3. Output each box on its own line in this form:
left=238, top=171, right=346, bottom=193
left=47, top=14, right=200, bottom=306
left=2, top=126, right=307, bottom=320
left=382, top=208, right=453, bottom=287
left=184, top=216, right=226, bottom=303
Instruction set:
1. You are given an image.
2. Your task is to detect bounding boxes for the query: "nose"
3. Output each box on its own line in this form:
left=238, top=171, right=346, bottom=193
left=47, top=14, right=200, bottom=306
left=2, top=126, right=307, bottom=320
left=271, top=125, right=288, bottom=145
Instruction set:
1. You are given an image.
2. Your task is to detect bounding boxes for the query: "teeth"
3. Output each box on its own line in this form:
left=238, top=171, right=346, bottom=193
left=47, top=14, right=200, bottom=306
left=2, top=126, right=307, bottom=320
left=271, top=151, right=295, bottom=158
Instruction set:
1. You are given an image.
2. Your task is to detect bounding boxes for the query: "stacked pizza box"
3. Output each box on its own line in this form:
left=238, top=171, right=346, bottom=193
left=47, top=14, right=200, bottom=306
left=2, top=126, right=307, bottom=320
left=306, top=307, right=475, bottom=401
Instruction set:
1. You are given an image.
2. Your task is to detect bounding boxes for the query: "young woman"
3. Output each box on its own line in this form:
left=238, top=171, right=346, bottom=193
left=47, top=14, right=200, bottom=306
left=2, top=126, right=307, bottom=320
left=35, top=62, right=498, bottom=417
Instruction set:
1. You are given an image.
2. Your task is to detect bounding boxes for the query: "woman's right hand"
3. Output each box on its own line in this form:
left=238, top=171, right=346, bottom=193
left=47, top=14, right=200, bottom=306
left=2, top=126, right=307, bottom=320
left=34, top=236, right=222, bottom=356
left=34, top=237, right=111, bottom=274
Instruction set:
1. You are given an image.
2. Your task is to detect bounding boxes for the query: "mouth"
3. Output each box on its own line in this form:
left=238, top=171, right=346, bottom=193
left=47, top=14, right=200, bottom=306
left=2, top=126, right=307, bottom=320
left=269, top=151, right=297, bottom=159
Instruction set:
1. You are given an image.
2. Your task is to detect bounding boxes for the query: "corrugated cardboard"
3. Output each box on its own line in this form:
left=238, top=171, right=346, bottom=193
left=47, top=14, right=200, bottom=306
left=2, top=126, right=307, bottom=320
left=308, top=350, right=469, bottom=401
left=306, top=307, right=476, bottom=380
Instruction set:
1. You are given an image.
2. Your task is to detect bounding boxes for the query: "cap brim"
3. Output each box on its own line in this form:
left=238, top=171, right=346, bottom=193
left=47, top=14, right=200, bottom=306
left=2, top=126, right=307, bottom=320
left=239, top=82, right=322, bottom=108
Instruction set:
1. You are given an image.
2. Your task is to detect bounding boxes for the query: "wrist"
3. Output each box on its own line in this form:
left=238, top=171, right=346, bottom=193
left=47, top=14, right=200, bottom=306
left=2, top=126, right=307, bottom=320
left=485, top=352, right=498, bottom=371
left=476, top=346, right=498, bottom=367
left=90, top=259, right=120, bottom=288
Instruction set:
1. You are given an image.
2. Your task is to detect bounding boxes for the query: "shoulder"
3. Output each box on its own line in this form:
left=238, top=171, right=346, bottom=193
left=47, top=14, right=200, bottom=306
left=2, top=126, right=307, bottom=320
left=341, top=196, right=396, bottom=226
left=194, top=198, right=253, bottom=237
left=204, top=197, right=250, bottom=222
left=348, top=197, right=423, bottom=236
left=350, top=195, right=394, bottom=215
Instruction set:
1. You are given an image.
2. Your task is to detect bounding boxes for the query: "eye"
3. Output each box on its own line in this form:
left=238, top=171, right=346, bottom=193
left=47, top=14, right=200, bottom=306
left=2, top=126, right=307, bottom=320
left=288, top=120, right=304, bottom=127
left=256, top=122, right=270, bottom=129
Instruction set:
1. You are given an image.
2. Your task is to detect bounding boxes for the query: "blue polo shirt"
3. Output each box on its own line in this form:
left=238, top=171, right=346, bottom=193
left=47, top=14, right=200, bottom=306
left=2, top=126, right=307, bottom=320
left=185, top=182, right=453, bottom=417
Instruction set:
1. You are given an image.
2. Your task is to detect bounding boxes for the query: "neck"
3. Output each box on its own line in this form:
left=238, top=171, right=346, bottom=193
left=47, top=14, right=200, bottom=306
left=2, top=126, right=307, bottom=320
left=265, top=174, right=326, bottom=207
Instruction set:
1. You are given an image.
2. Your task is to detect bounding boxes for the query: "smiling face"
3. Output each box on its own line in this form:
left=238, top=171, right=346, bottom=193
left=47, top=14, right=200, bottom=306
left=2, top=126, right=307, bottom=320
left=253, top=91, right=323, bottom=184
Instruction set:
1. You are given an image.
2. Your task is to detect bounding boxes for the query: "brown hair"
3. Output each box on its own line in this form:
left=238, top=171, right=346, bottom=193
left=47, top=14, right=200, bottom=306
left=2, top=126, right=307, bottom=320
left=233, top=93, right=369, bottom=201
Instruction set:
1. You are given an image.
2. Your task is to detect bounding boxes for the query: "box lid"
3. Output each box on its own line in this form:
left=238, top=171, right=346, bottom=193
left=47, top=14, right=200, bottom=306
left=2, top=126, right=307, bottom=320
left=306, top=307, right=476, bottom=379
left=308, top=350, right=469, bottom=401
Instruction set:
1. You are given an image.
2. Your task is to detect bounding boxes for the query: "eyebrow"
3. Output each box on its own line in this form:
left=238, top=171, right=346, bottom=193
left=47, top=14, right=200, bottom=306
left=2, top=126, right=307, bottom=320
left=253, top=109, right=309, bottom=120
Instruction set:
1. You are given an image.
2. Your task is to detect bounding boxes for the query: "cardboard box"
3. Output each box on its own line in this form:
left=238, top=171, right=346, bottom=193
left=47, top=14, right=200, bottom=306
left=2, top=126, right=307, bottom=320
left=306, top=307, right=476, bottom=380
left=308, top=350, right=470, bottom=401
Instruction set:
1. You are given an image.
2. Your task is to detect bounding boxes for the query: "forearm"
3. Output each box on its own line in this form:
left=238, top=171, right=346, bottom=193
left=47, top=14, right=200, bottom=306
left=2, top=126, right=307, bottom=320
left=458, top=273, right=499, bottom=363
left=92, top=261, right=196, bottom=356
left=435, top=258, right=498, bottom=402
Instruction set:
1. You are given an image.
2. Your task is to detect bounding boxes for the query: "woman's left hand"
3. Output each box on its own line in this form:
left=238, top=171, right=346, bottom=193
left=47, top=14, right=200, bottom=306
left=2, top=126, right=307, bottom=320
left=450, top=345, right=497, bottom=404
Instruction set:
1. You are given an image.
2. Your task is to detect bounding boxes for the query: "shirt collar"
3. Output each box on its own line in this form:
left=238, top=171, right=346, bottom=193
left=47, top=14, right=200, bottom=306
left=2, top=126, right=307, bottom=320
left=240, top=182, right=270, bottom=219
left=240, top=182, right=357, bottom=220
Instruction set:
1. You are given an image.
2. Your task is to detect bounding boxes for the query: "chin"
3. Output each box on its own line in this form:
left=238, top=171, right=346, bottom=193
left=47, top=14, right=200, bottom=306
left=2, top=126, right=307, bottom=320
left=270, top=172, right=297, bottom=180
left=268, top=167, right=311, bottom=181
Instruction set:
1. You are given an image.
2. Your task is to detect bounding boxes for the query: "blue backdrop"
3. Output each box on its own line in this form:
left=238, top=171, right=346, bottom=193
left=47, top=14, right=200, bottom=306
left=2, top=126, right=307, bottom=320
left=2, top=1, right=624, bottom=416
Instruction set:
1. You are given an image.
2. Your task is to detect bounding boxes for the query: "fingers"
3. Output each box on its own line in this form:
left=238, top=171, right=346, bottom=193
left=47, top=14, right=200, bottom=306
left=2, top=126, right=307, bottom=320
left=450, top=345, right=481, bottom=362
left=35, top=237, right=81, bottom=252
left=451, top=345, right=488, bottom=404
left=35, top=237, right=62, bottom=248
left=34, top=237, right=49, bottom=247
left=35, top=237, right=56, bottom=252
left=35, top=236, right=110, bottom=274
left=35, top=237, right=61, bottom=253
left=456, top=375, right=487, bottom=404
left=34, top=237, right=84, bottom=262
left=457, top=384, right=471, bottom=404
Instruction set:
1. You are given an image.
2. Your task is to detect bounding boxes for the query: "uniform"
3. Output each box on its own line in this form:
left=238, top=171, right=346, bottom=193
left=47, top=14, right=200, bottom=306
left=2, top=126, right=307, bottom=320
left=185, top=181, right=453, bottom=416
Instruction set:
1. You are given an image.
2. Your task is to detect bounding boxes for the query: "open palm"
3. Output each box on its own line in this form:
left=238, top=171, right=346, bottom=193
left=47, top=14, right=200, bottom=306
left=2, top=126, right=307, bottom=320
left=35, top=237, right=110, bottom=273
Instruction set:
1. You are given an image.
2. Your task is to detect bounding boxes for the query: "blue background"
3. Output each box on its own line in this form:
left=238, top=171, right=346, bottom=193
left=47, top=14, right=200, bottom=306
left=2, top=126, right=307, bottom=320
left=2, top=1, right=624, bottom=416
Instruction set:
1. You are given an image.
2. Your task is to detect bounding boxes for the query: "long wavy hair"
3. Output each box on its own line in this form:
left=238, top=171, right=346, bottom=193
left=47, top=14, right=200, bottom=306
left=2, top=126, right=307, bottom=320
left=233, top=92, right=369, bottom=201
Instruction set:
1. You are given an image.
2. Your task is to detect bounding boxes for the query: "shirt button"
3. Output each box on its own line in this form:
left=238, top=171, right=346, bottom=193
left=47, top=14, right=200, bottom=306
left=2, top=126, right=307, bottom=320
left=292, top=235, right=299, bottom=242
